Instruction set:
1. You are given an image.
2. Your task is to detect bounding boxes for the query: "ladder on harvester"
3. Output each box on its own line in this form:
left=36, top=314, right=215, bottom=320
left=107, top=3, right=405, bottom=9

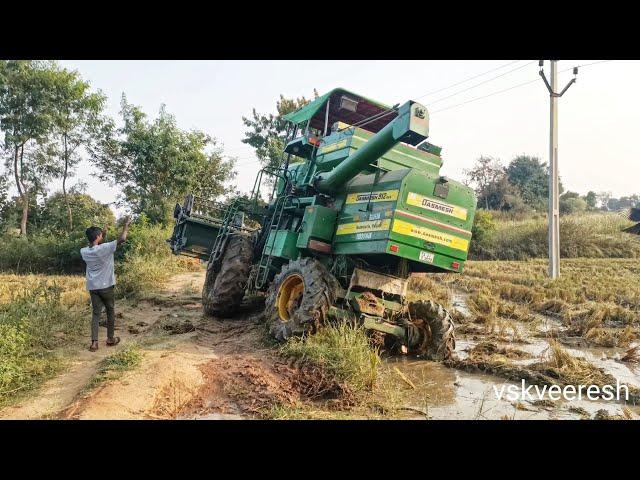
left=254, top=194, right=290, bottom=290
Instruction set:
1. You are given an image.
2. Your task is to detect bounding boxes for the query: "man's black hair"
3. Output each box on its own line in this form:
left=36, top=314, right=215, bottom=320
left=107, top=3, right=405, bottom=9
left=86, top=226, right=103, bottom=243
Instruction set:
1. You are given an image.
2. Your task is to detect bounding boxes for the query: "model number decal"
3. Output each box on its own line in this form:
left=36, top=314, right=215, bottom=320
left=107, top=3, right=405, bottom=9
left=406, top=192, right=468, bottom=220
left=346, top=190, right=399, bottom=204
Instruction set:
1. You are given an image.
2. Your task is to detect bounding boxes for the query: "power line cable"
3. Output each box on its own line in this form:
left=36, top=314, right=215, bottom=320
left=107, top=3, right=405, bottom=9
left=231, top=60, right=613, bottom=165
left=425, top=61, right=537, bottom=106
left=431, top=60, right=612, bottom=115
left=431, top=77, right=541, bottom=114
left=414, top=60, right=522, bottom=100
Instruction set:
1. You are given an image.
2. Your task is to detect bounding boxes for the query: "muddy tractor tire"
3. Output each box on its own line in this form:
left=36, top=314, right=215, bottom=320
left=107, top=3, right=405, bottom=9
left=407, top=300, right=456, bottom=360
left=202, top=233, right=253, bottom=317
left=265, top=257, right=338, bottom=342
left=202, top=264, right=219, bottom=315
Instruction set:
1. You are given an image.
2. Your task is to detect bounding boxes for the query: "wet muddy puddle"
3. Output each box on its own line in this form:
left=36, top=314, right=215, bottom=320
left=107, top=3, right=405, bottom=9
left=386, top=290, right=640, bottom=420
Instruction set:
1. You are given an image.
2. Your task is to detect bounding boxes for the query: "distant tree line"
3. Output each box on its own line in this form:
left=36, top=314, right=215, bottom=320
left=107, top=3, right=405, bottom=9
left=464, top=155, right=638, bottom=216
left=0, top=60, right=236, bottom=237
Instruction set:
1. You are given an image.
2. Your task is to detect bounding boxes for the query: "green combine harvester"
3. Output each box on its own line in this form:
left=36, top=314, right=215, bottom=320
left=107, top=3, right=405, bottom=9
left=169, top=88, right=477, bottom=359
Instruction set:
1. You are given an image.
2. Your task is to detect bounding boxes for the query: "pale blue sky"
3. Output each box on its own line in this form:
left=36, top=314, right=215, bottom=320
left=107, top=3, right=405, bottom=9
left=28, top=60, right=640, bottom=214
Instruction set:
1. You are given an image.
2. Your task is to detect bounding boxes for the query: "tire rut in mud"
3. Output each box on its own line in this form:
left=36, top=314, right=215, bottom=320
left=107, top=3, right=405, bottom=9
left=176, top=354, right=355, bottom=418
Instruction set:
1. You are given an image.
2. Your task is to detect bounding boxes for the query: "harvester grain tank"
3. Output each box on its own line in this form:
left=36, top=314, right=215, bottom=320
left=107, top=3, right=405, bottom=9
left=169, top=88, right=477, bottom=358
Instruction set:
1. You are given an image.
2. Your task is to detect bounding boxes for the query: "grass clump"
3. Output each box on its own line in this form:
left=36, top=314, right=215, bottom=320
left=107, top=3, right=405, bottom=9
left=0, top=276, right=87, bottom=407
left=115, top=221, right=200, bottom=299
left=407, top=274, right=452, bottom=308
left=280, top=323, right=380, bottom=393
left=84, top=343, right=142, bottom=393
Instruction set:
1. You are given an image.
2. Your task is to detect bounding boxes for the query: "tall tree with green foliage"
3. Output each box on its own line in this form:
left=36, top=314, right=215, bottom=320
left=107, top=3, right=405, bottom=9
left=37, top=189, right=115, bottom=236
left=91, top=96, right=235, bottom=224
left=0, top=173, right=9, bottom=232
left=0, top=60, right=62, bottom=236
left=50, top=68, right=108, bottom=231
left=584, top=191, right=597, bottom=210
left=464, top=156, right=505, bottom=209
left=241, top=91, right=317, bottom=171
left=506, top=155, right=563, bottom=210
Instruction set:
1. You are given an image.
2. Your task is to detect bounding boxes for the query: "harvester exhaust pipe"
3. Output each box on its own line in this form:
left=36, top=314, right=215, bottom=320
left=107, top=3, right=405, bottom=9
left=314, top=100, right=429, bottom=193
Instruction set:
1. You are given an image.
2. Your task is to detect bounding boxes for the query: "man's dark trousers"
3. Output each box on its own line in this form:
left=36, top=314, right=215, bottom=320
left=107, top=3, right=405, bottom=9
left=89, top=286, right=115, bottom=341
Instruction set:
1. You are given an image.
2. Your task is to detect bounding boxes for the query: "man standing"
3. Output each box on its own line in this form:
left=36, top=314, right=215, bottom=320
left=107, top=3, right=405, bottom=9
left=81, top=216, right=133, bottom=352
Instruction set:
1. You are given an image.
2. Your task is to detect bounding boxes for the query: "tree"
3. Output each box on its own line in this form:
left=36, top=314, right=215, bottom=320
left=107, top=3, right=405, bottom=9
left=607, top=194, right=640, bottom=211
left=37, top=190, right=115, bottom=236
left=241, top=91, right=317, bottom=171
left=560, top=196, right=587, bottom=215
left=0, top=60, right=61, bottom=236
left=464, top=156, right=505, bottom=210
left=91, top=96, right=236, bottom=224
left=0, top=173, right=10, bottom=232
left=50, top=68, right=107, bottom=231
left=560, top=190, right=580, bottom=200
left=484, top=175, right=528, bottom=212
left=596, top=191, right=612, bottom=210
left=506, top=155, right=562, bottom=210
left=584, top=191, right=597, bottom=210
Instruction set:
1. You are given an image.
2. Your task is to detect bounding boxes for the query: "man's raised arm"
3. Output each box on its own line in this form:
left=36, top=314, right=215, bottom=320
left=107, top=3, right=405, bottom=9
left=117, top=216, right=133, bottom=245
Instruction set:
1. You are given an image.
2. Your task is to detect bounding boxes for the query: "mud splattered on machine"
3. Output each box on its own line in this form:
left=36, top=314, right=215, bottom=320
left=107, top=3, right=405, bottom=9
left=169, top=88, right=477, bottom=358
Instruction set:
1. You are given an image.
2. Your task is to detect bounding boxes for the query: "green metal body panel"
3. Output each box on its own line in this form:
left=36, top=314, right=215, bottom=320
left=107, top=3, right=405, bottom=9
left=315, top=101, right=429, bottom=193
left=296, top=205, right=337, bottom=249
left=265, top=230, right=299, bottom=260
left=332, top=167, right=476, bottom=272
left=315, top=127, right=442, bottom=177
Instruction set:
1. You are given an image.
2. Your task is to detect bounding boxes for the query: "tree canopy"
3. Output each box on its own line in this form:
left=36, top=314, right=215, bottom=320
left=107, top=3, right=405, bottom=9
left=91, top=96, right=236, bottom=224
left=241, top=91, right=317, bottom=171
left=0, top=60, right=63, bottom=235
left=0, top=60, right=107, bottom=235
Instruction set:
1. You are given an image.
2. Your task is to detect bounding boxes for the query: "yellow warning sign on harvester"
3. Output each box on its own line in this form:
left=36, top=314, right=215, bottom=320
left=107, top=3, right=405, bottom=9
left=346, top=190, right=399, bottom=204
left=406, top=192, right=468, bottom=220
left=392, top=219, right=469, bottom=252
left=336, top=219, right=391, bottom=235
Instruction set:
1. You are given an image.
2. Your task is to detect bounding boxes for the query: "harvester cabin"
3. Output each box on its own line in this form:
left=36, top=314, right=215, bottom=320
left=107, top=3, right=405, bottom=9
left=283, top=88, right=443, bottom=175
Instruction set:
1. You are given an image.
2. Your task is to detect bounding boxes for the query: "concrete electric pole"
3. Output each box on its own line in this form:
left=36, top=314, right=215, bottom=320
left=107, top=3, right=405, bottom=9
left=539, top=60, right=578, bottom=279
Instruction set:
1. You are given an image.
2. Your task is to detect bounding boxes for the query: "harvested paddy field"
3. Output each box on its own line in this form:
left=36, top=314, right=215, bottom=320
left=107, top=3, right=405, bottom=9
left=416, top=258, right=640, bottom=419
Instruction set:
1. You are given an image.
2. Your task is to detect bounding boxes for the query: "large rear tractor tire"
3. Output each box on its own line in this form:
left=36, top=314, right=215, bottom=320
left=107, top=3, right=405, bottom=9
left=202, top=264, right=219, bottom=315
left=407, top=300, right=456, bottom=360
left=202, top=234, right=253, bottom=317
left=265, top=257, right=338, bottom=342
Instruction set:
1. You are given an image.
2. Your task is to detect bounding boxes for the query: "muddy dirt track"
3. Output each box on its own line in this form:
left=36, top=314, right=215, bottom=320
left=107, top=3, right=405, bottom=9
left=0, top=272, right=354, bottom=420
left=1, top=270, right=639, bottom=420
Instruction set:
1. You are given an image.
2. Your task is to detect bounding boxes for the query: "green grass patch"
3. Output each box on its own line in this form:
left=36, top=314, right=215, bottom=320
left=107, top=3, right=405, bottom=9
left=0, top=277, right=87, bottom=407
left=114, top=222, right=200, bottom=299
left=280, top=323, right=380, bottom=393
left=83, top=343, right=142, bottom=394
